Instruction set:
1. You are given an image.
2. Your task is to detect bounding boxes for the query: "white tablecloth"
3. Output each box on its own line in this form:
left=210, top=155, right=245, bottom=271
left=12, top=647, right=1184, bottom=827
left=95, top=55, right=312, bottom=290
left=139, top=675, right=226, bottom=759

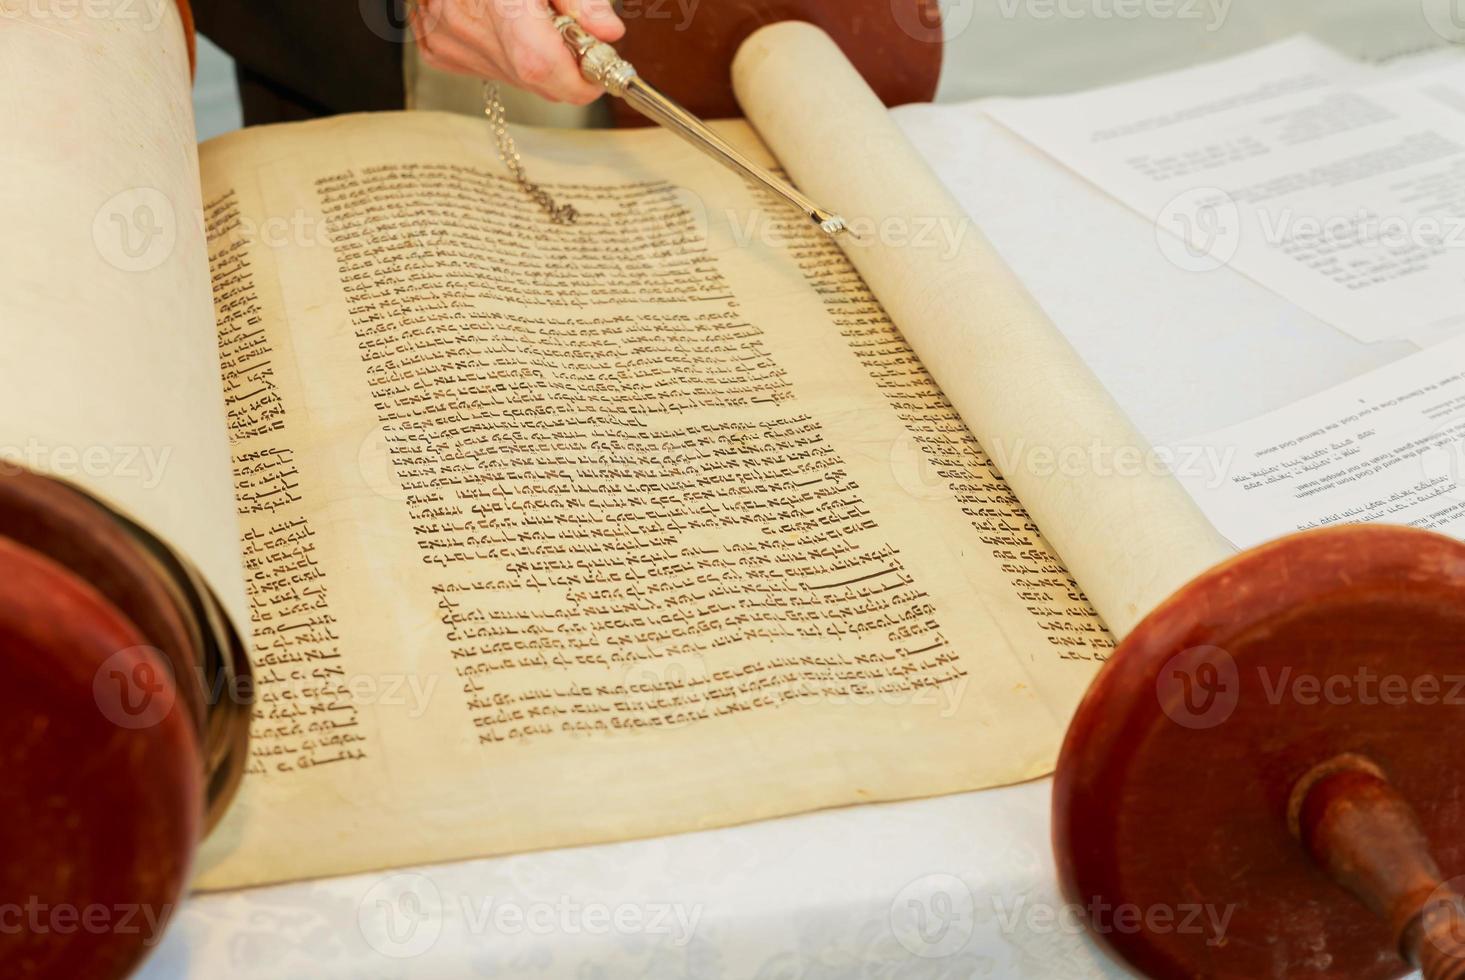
left=143, top=781, right=1133, bottom=978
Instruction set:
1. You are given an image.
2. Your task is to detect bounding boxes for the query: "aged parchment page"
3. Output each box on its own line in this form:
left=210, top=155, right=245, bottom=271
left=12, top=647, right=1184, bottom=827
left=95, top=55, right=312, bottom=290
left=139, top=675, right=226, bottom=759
left=735, top=23, right=1233, bottom=637
left=0, top=4, right=246, bottom=625
left=194, top=99, right=1115, bottom=886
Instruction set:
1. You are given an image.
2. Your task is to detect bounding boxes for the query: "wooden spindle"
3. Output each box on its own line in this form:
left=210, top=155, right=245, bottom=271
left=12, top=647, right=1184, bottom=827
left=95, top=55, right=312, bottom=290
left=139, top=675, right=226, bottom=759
left=1294, top=758, right=1465, bottom=980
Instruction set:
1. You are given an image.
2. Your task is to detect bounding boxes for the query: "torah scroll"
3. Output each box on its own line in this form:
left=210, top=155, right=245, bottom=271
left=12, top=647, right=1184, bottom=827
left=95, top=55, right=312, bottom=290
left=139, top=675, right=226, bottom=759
left=3, top=6, right=1238, bottom=890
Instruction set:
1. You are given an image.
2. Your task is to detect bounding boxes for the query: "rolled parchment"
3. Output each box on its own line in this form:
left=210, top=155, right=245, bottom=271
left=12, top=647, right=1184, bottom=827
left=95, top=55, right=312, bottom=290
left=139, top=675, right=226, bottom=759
left=734, top=23, right=1234, bottom=637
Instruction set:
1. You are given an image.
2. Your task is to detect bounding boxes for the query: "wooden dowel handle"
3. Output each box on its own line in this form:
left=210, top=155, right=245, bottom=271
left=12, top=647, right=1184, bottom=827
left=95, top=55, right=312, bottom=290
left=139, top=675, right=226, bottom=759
left=1294, top=757, right=1465, bottom=979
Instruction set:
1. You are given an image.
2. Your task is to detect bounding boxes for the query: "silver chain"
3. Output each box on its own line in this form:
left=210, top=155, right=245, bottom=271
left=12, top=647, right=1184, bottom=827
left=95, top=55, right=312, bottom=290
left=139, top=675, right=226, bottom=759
left=482, top=82, right=579, bottom=225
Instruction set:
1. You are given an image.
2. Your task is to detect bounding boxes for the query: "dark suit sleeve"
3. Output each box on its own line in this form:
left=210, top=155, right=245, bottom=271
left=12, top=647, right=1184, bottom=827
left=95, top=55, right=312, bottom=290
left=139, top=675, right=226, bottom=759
left=192, top=0, right=406, bottom=124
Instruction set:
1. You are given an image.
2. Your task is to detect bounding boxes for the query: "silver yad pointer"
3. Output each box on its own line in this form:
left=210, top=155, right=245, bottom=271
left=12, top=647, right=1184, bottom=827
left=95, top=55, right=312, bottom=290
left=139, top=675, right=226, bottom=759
left=553, top=15, right=851, bottom=238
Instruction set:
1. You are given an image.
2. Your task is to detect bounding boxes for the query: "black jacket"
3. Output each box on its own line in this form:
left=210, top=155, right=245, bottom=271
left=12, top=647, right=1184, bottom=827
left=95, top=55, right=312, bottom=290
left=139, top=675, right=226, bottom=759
left=192, top=0, right=406, bottom=124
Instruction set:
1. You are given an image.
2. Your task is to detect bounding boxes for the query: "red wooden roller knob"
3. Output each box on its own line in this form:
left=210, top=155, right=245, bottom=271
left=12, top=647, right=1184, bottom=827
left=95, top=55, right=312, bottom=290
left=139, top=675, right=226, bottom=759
left=609, top=0, right=942, bottom=126
left=1056, top=524, right=1465, bottom=979
left=0, top=474, right=206, bottom=741
left=0, top=537, right=201, bottom=978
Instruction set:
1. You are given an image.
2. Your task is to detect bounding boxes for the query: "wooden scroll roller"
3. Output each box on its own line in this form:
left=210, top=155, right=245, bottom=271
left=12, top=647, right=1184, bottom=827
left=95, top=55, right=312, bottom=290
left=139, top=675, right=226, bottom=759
left=0, top=468, right=251, bottom=978
left=608, top=0, right=942, bottom=126
left=1057, top=524, right=1465, bottom=979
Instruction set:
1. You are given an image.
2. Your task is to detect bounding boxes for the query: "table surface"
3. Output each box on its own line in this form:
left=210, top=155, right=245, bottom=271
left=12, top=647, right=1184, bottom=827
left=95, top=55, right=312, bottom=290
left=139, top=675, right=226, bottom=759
left=158, top=10, right=1450, bottom=979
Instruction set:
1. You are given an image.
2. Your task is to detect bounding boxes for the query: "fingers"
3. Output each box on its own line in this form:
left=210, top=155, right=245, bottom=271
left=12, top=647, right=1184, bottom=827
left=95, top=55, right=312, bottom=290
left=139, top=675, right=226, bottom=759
left=491, top=0, right=606, bottom=105
left=414, top=2, right=503, bottom=79
left=551, top=0, right=625, bottom=42
left=426, top=0, right=510, bottom=78
left=411, top=0, right=616, bottom=105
